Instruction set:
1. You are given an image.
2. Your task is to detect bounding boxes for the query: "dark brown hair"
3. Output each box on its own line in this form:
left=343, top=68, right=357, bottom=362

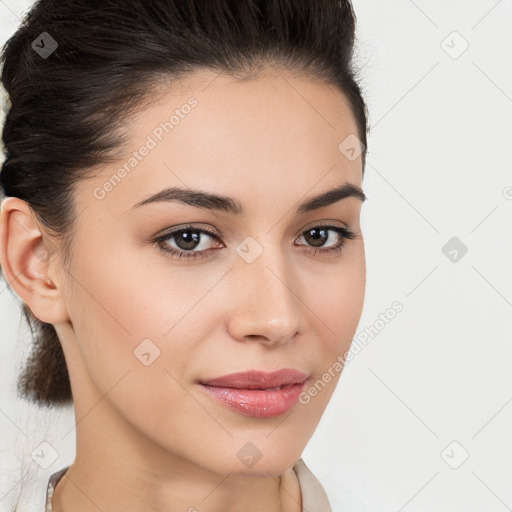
left=0, top=0, right=368, bottom=407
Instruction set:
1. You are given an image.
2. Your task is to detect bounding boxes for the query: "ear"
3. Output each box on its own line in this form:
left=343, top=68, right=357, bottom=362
left=0, top=196, right=69, bottom=324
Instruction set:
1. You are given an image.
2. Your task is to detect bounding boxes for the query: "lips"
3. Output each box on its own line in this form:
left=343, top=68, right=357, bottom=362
left=198, top=369, right=309, bottom=418
left=199, top=368, right=308, bottom=389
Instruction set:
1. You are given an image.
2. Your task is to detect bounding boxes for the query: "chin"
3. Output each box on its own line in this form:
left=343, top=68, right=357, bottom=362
left=210, top=441, right=305, bottom=478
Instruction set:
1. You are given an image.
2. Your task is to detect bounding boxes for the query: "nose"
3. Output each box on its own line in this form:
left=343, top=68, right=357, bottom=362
left=225, top=245, right=302, bottom=348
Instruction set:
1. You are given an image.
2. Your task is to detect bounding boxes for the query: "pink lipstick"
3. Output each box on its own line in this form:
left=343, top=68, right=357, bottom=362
left=198, top=369, right=308, bottom=418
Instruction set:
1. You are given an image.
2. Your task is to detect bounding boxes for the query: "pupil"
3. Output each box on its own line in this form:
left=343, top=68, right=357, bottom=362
left=306, top=228, right=328, bottom=247
left=177, top=230, right=200, bottom=250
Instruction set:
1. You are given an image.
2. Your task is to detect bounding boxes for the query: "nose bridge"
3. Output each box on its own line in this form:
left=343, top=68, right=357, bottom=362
left=227, top=236, right=301, bottom=344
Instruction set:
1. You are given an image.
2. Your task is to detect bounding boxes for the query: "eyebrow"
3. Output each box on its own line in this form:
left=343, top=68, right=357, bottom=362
left=131, top=182, right=366, bottom=215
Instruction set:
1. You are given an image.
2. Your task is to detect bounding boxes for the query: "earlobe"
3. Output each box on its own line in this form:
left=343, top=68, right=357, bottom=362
left=0, top=197, right=69, bottom=324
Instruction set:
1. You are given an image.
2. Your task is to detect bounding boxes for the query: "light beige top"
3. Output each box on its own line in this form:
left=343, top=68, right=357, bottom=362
left=44, top=458, right=332, bottom=512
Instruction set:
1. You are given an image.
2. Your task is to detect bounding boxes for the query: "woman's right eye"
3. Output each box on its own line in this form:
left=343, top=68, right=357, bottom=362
left=153, top=226, right=223, bottom=260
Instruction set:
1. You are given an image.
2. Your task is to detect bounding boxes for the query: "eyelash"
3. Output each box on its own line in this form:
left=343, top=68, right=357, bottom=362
left=153, top=223, right=357, bottom=261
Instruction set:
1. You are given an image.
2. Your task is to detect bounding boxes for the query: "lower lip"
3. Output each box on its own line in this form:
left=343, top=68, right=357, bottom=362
left=199, top=381, right=307, bottom=418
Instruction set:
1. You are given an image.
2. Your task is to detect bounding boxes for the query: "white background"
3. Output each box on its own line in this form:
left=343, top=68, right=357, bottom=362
left=1, top=1, right=511, bottom=511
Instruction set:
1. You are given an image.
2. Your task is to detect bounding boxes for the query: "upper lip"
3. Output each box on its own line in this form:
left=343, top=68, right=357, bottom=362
left=200, top=369, right=308, bottom=389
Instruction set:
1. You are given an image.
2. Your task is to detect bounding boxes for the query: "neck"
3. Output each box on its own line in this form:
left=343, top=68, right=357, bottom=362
left=51, top=395, right=302, bottom=512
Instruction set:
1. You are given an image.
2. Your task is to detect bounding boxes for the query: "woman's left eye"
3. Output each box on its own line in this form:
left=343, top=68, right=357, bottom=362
left=153, top=224, right=356, bottom=261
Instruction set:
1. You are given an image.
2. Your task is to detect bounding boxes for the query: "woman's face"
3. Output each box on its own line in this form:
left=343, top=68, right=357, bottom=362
left=52, top=67, right=366, bottom=477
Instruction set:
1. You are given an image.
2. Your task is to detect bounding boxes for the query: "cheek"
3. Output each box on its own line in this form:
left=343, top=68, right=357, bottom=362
left=65, top=238, right=241, bottom=407
left=65, top=248, right=200, bottom=386
left=310, top=248, right=366, bottom=348
left=295, top=258, right=365, bottom=412
left=64, top=255, right=214, bottom=439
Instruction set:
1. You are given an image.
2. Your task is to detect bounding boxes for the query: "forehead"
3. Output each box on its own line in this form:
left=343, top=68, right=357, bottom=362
left=77, top=68, right=362, bottom=217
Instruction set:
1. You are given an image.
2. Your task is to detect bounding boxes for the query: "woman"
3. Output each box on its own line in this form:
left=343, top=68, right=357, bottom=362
left=0, top=0, right=368, bottom=510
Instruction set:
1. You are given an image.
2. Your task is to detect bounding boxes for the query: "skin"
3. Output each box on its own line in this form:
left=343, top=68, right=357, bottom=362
left=0, top=67, right=366, bottom=512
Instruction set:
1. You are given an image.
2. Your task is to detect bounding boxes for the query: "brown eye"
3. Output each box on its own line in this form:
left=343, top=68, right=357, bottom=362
left=302, top=227, right=330, bottom=247
left=296, top=225, right=356, bottom=255
left=170, top=229, right=204, bottom=251
left=155, top=226, right=222, bottom=260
